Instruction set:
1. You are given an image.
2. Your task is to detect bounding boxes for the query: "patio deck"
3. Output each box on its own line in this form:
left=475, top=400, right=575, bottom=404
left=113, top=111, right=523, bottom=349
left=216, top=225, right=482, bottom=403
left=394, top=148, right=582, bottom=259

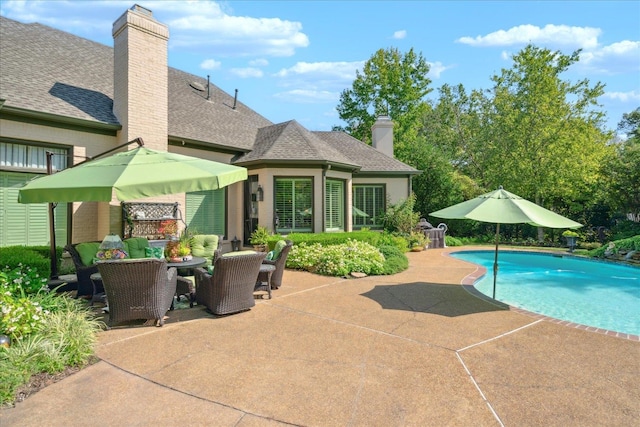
left=2, top=247, right=638, bottom=426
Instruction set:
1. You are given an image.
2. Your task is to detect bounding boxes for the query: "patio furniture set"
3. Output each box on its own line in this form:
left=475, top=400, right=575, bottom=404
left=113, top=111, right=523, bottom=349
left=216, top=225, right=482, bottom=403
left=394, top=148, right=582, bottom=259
left=65, top=236, right=293, bottom=327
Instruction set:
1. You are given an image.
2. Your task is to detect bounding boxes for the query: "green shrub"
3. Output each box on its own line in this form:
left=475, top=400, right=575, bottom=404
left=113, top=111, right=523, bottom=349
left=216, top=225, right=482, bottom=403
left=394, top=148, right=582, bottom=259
left=0, top=247, right=52, bottom=279
left=445, top=235, right=464, bottom=246
left=378, top=245, right=409, bottom=274
left=287, top=239, right=385, bottom=276
left=589, top=235, right=640, bottom=258
left=378, top=193, right=420, bottom=235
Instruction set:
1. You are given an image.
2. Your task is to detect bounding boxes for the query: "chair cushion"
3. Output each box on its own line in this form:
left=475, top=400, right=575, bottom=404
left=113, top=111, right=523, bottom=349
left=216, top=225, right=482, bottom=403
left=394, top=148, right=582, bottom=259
left=123, top=237, right=149, bottom=259
left=221, top=250, right=256, bottom=258
left=272, top=240, right=287, bottom=260
left=145, top=246, right=165, bottom=259
left=265, top=250, right=275, bottom=261
left=76, top=242, right=102, bottom=266
left=191, top=235, right=219, bottom=264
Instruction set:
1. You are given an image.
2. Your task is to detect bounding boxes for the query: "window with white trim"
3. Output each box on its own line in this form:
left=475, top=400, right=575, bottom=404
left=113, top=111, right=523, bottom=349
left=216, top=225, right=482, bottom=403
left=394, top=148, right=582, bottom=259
left=275, top=178, right=313, bottom=233
left=353, top=184, right=385, bottom=229
left=325, top=179, right=344, bottom=232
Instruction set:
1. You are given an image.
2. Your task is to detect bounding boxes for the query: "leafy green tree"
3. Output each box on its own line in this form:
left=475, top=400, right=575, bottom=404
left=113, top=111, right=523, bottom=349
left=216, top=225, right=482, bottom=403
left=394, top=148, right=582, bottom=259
left=335, top=47, right=432, bottom=155
left=607, top=109, right=640, bottom=214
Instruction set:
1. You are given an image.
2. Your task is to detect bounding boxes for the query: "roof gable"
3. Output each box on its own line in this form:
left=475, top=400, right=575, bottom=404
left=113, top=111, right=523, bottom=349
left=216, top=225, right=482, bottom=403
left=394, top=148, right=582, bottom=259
left=236, top=120, right=358, bottom=169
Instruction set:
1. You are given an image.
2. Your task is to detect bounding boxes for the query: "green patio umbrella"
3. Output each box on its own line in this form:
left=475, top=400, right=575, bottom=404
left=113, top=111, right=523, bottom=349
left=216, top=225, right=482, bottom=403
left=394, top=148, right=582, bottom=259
left=429, top=186, right=582, bottom=298
left=18, top=146, right=247, bottom=203
left=352, top=206, right=370, bottom=217
left=18, top=144, right=247, bottom=279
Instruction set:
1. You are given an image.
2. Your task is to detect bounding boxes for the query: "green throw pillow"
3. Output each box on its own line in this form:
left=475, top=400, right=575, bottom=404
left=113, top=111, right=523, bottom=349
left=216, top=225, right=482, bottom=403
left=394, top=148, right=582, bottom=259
left=272, top=240, right=287, bottom=260
left=265, top=250, right=275, bottom=261
left=76, top=242, right=102, bottom=266
left=123, top=237, right=149, bottom=259
left=145, top=246, right=165, bottom=259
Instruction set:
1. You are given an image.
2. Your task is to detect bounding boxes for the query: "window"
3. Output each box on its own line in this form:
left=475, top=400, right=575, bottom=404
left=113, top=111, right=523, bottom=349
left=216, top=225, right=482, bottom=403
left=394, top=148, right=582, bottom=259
left=186, top=189, right=226, bottom=236
left=325, top=179, right=344, bottom=232
left=275, top=178, right=313, bottom=233
left=353, top=184, right=385, bottom=229
left=0, top=142, right=70, bottom=247
left=0, top=142, right=67, bottom=171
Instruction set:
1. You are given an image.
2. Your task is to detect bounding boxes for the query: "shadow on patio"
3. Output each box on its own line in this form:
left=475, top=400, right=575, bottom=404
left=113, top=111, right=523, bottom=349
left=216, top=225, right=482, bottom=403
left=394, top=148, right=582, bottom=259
left=360, top=282, right=509, bottom=316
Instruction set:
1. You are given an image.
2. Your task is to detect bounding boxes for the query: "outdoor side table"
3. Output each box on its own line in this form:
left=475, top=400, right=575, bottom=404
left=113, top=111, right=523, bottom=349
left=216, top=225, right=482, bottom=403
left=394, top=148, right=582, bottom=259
left=255, top=264, right=276, bottom=299
left=89, top=272, right=106, bottom=306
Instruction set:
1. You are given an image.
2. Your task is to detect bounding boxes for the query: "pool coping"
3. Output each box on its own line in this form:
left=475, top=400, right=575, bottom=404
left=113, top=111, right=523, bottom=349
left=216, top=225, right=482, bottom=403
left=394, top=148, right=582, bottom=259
left=448, top=249, right=640, bottom=342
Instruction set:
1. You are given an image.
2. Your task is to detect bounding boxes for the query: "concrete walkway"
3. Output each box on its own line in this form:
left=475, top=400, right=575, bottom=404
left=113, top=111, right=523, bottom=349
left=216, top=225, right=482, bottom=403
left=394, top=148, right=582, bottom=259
left=2, top=248, right=639, bottom=426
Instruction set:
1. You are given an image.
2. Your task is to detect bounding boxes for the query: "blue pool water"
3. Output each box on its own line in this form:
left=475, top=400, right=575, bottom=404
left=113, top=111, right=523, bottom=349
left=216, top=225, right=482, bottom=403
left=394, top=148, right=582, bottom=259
left=450, top=251, right=640, bottom=335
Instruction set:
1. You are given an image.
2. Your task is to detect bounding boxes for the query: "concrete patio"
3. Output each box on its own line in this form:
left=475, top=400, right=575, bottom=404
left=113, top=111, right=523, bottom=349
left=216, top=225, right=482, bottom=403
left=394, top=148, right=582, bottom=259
left=1, top=248, right=638, bottom=426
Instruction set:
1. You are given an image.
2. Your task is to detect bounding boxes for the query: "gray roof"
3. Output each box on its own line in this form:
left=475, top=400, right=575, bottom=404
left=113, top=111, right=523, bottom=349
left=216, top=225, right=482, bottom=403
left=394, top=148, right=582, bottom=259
left=0, top=16, right=416, bottom=174
left=235, top=120, right=359, bottom=169
left=314, top=131, right=419, bottom=174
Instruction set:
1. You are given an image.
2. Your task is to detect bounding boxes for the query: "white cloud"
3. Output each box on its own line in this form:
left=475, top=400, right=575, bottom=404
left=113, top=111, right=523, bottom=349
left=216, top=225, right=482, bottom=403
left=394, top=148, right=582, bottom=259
left=249, top=58, right=269, bottom=67
left=501, top=50, right=511, bottom=60
left=457, top=24, right=601, bottom=49
left=602, top=90, right=640, bottom=102
left=230, top=67, right=263, bottom=78
left=164, top=2, right=309, bottom=57
left=200, top=59, right=221, bottom=70
left=273, top=89, right=338, bottom=103
left=275, top=61, right=363, bottom=80
left=427, top=61, right=453, bottom=79
left=579, top=40, right=640, bottom=73
left=393, top=30, right=407, bottom=40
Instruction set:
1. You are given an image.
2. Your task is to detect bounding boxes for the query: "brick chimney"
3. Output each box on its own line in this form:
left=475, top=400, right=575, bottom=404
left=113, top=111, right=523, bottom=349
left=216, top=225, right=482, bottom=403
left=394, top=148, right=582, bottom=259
left=112, top=4, right=169, bottom=150
left=371, top=115, right=394, bottom=158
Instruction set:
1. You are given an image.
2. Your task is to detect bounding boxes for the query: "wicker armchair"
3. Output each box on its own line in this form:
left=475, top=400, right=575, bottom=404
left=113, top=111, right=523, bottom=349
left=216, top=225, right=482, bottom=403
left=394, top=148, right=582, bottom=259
left=194, top=249, right=266, bottom=315
left=97, top=258, right=177, bottom=327
left=262, top=240, right=293, bottom=289
left=65, top=242, right=101, bottom=298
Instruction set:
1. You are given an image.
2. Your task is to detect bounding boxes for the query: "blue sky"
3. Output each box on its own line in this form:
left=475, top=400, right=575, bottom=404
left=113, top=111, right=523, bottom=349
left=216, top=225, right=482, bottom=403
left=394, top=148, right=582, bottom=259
left=2, top=1, right=638, bottom=135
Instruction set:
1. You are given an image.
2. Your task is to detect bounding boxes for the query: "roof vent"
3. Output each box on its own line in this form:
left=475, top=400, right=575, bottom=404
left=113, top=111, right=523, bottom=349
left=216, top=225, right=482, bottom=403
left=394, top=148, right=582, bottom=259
left=189, top=82, right=205, bottom=92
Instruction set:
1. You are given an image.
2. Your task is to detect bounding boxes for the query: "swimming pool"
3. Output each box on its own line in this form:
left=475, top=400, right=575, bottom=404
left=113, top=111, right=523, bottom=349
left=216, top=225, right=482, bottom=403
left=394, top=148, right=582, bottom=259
left=450, top=250, right=640, bottom=335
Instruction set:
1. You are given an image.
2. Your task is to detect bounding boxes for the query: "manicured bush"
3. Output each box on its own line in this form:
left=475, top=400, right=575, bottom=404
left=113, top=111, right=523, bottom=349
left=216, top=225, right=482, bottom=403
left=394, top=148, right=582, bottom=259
left=0, top=246, right=52, bottom=279
left=378, top=245, right=409, bottom=274
left=287, top=239, right=385, bottom=276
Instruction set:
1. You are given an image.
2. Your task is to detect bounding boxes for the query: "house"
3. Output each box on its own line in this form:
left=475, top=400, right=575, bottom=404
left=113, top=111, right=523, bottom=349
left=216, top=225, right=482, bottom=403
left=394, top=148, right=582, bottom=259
left=0, top=5, right=418, bottom=249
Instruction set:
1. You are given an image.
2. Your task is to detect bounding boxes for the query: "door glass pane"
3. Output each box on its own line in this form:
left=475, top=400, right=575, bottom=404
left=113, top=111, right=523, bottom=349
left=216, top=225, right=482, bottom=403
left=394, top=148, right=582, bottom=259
left=275, top=178, right=312, bottom=233
left=353, top=185, right=385, bottom=229
left=325, top=179, right=344, bottom=232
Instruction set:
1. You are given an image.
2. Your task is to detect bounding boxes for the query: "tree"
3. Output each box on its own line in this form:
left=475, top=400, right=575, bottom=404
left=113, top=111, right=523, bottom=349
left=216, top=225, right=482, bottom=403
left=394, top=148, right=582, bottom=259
left=335, top=47, right=432, bottom=156
left=607, top=109, right=640, bottom=214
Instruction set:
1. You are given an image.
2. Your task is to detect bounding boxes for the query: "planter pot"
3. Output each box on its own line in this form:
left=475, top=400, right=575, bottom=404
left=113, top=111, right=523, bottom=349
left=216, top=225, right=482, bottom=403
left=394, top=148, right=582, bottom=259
left=411, top=246, right=424, bottom=252
left=253, top=244, right=267, bottom=253
left=565, top=236, right=577, bottom=252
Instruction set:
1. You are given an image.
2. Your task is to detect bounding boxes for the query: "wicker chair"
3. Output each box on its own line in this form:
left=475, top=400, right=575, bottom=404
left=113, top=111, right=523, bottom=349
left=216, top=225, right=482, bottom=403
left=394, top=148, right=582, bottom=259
left=97, top=258, right=177, bottom=327
left=262, top=240, right=293, bottom=290
left=65, top=242, right=101, bottom=298
left=194, top=249, right=266, bottom=315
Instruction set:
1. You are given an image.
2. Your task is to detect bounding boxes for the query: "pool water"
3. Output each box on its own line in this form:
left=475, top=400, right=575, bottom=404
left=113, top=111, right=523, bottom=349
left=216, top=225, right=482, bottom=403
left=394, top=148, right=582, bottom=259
left=450, top=251, right=640, bottom=335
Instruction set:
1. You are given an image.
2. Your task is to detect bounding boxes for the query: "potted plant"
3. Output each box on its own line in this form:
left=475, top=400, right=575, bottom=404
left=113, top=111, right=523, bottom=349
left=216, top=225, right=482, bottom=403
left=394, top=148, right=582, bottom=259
left=165, top=228, right=193, bottom=261
left=250, top=225, right=270, bottom=252
left=562, top=230, right=579, bottom=252
left=407, top=231, right=429, bottom=252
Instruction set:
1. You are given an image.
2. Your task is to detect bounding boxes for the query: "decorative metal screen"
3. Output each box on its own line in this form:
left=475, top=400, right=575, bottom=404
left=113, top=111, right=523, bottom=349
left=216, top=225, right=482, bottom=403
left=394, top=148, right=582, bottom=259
left=122, top=202, right=179, bottom=238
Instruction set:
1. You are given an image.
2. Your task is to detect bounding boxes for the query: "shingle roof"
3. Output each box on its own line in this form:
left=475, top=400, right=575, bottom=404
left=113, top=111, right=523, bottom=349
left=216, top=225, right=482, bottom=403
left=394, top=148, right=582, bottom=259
left=314, top=131, right=420, bottom=174
left=0, top=16, right=416, bottom=174
left=0, top=18, right=117, bottom=124
left=0, top=16, right=271, bottom=150
left=235, top=120, right=359, bottom=168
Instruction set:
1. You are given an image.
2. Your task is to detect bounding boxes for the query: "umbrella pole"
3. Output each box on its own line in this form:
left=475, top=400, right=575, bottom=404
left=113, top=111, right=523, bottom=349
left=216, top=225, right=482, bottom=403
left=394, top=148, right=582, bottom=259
left=46, top=152, right=58, bottom=279
left=493, top=223, right=500, bottom=299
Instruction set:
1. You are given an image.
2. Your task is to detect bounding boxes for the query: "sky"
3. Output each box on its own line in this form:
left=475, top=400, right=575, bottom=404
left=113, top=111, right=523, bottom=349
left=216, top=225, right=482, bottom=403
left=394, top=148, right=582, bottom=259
left=1, top=0, right=639, bottom=136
